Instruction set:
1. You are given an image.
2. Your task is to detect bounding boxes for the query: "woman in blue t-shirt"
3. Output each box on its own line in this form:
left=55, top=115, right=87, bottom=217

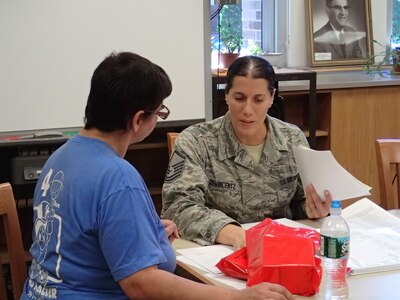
left=21, top=52, right=293, bottom=300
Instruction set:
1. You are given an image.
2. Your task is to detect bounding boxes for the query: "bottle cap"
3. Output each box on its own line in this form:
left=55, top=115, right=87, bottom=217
left=331, top=200, right=341, bottom=209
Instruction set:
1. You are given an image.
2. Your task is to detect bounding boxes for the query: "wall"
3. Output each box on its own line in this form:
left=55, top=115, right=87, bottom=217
left=241, top=0, right=262, bottom=48
left=0, top=0, right=210, bottom=133
left=287, top=0, right=389, bottom=67
left=0, top=0, right=391, bottom=133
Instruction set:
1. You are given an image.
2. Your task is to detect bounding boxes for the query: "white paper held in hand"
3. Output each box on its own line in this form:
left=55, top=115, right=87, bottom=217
left=293, top=145, right=371, bottom=201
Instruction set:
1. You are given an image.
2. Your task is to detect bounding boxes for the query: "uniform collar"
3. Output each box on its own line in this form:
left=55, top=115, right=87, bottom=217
left=217, top=113, right=290, bottom=165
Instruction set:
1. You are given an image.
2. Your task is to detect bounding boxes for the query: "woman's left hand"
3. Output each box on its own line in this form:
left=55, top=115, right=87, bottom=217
left=161, top=219, right=179, bottom=244
left=305, top=184, right=332, bottom=219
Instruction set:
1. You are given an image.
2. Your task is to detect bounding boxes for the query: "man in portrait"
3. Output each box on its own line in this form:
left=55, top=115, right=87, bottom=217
left=313, top=0, right=366, bottom=60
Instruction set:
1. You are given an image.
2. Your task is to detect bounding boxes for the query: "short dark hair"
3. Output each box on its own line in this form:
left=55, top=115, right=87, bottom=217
left=84, top=52, right=172, bottom=132
left=225, top=55, right=275, bottom=96
left=326, top=0, right=348, bottom=7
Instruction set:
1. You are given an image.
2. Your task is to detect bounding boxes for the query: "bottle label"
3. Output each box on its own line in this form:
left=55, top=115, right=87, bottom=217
left=321, top=235, right=349, bottom=259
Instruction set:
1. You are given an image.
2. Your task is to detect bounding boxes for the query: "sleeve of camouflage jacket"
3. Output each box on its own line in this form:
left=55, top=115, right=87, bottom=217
left=290, top=178, right=308, bottom=220
left=161, top=130, right=240, bottom=245
left=289, top=131, right=309, bottom=220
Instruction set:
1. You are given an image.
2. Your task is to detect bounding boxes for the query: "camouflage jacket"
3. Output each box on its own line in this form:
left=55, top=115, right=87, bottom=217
left=161, top=113, right=309, bottom=245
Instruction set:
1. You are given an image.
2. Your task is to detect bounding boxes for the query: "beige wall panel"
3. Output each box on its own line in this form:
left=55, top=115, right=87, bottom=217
left=330, top=86, right=400, bottom=206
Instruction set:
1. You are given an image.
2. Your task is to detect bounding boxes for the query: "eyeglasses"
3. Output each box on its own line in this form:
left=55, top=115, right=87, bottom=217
left=328, top=5, right=350, bottom=11
left=146, top=104, right=170, bottom=120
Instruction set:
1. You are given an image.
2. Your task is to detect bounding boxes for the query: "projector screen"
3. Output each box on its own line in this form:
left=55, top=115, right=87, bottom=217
left=0, top=0, right=209, bottom=133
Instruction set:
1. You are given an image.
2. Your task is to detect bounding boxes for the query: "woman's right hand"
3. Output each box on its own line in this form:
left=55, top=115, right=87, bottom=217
left=160, top=219, right=179, bottom=244
left=235, top=282, right=294, bottom=300
left=216, top=224, right=246, bottom=250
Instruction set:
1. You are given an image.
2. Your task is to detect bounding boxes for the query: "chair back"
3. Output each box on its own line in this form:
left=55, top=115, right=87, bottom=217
left=0, top=183, right=27, bottom=299
left=375, top=139, right=400, bottom=209
left=167, top=132, right=179, bottom=157
left=268, top=95, right=285, bottom=121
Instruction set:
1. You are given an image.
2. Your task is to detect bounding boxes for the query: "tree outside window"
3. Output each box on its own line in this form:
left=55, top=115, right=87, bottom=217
left=393, top=0, right=400, bottom=47
left=211, top=1, right=263, bottom=68
left=211, top=1, right=262, bottom=52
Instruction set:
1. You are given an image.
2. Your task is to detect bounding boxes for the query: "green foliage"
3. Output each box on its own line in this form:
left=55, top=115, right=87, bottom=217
left=363, top=1, right=399, bottom=76
left=248, top=40, right=266, bottom=55
left=362, top=37, right=400, bottom=76
left=218, top=5, right=243, bottom=53
left=393, top=0, right=400, bottom=38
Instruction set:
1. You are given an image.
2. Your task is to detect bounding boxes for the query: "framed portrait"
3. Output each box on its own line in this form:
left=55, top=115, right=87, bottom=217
left=307, top=0, right=373, bottom=67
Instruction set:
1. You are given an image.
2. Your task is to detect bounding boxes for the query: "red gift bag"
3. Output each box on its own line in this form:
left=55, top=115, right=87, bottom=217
left=245, top=218, right=322, bottom=296
left=216, top=247, right=248, bottom=280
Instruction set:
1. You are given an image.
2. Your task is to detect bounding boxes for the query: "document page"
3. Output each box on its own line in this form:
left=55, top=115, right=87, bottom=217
left=293, top=146, right=371, bottom=200
left=176, top=245, right=234, bottom=274
left=176, top=209, right=400, bottom=286
left=204, top=273, right=246, bottom=290
left=176, top=219, right=311, bottom=276
left=341, top=198, right=400, bottom=275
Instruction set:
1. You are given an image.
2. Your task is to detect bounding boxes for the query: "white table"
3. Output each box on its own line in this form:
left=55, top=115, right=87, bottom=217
left=173, top=210, right=400, bottom=300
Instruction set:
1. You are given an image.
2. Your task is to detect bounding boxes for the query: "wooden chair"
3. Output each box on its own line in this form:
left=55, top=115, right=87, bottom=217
left=375, top=139, right=400, bottom=210
left=167, top=132, right=179, bottom=157
left=0, top=183, right=27, bottom=299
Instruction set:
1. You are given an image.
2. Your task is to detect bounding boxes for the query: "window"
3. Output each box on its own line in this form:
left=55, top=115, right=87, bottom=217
left=210, top=0, right=288, bottom=68
left=392, top=0, right=400, bottom=48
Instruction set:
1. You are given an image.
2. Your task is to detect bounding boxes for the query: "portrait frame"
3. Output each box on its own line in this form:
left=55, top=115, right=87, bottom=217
left=307, top=0, right=373, bottom=67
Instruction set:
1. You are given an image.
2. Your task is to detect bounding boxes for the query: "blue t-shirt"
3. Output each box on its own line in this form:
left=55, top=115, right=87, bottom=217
left=21, top=135, right=176, bottom=300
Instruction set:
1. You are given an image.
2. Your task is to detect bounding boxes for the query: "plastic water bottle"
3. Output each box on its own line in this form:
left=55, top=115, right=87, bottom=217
left=318, top=200, right=350, bottom=300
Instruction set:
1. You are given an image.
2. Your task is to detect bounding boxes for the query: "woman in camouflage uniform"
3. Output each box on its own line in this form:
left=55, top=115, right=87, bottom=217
left=162, top=56, right=332, bottom=250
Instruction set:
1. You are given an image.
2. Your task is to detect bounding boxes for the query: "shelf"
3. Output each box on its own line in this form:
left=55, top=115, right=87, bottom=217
left=302, top=129, right=329, bottom=138
left=148, top=186, right=162, bottom=196
left=0, top=246, right=32, bottom=264
left=128, top=142, right=167, bottom=150
left=16, top=198, right=33, bottom=208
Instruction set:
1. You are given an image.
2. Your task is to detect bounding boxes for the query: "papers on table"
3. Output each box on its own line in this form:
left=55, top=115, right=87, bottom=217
left=176, top=244, right=247, bottom=289
left=175, top=218, right=317, bottom=289
left=176, top=255, right=209, bottom=273
left=342, top=198, right=400, bottom=275
left=204, top=273, right=247, bottom=290
left=293, top=145, right=371, bottom=201
left=177, top=245, right=233, bottom=274
left=176, top=202, right=400, bottom=286
left=176, top=219, right=312, bottom=276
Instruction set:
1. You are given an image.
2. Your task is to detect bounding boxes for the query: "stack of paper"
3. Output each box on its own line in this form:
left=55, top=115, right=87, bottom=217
left=293, top=146, right=371, bottom=200
left=176, top=200, right=400, bottom=286
left=175, top=219, right=316, bottom=290
left=342, top=198, right=400, bottom=275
